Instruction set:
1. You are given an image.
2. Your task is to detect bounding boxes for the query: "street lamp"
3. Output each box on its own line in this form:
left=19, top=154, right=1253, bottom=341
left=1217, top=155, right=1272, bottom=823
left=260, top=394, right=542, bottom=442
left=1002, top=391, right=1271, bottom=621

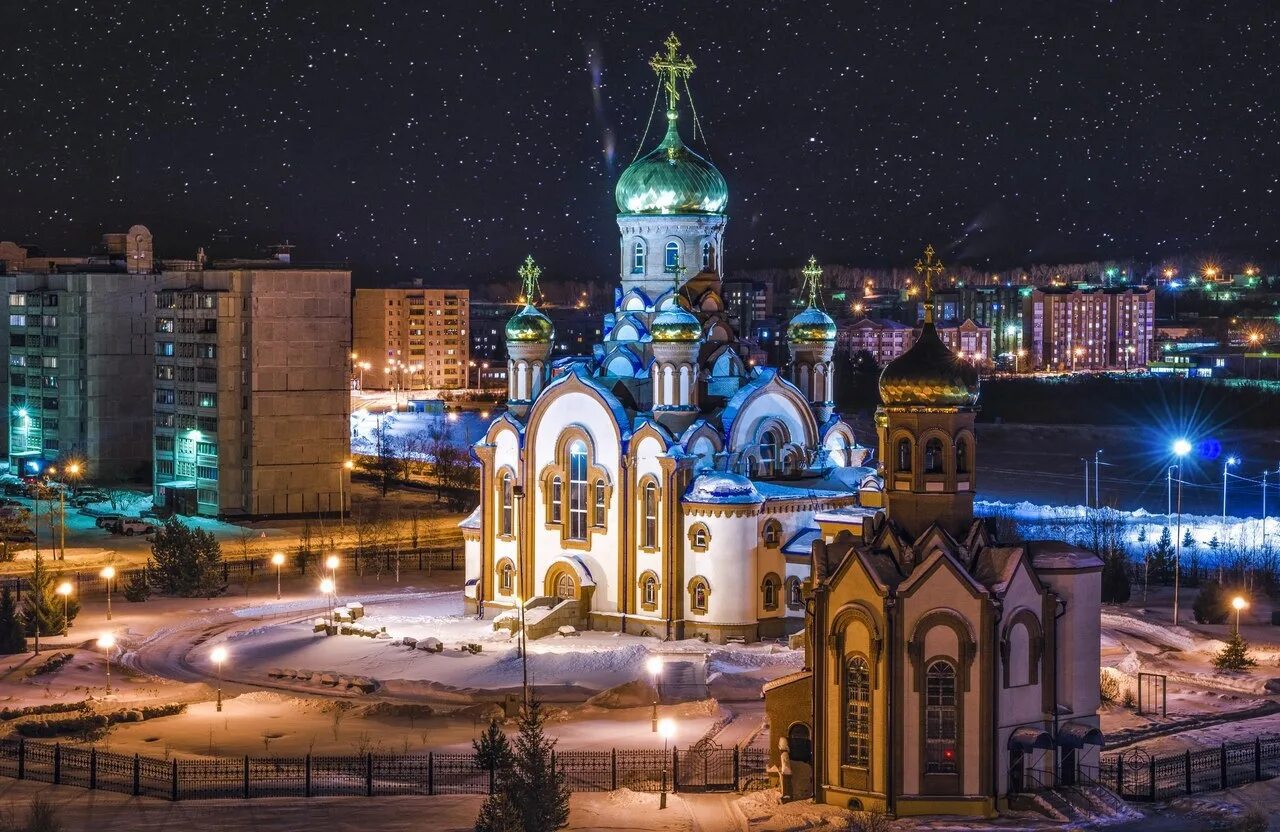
left=56, top=582, right=72, bottom=635
left=1093, top=450, right=1104, bottom=508
left=658, top=718, right=676, bottom=809
left=1172, top=438, right=1192, bottom=625
left=1223, top=456, right=1239, bottom=526
left=325, top=554, right=340, bottom=585
left=271, top=552, right=285, bottom=600
left=100, top=566, right=116, bottom=621
left=98, top=633, right=115, bottom=695
left=320, top=578, right=336, bottom=629
left=1232, top=596, right=1249, bottom=635
left=646, top=655, right=663, bottom=732
left=210, top=646, right=228, bottom=712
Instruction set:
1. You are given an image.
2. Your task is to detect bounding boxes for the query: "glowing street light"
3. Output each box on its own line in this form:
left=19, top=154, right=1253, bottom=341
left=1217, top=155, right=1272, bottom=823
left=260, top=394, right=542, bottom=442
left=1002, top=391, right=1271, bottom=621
left=325, top=554, right=341, bottom=586
left=1232, top=596, right=1249, bottom=635
left=210, top=646, right=228, bottom=712
left=56, top=582, right=73, bottom=636
left=271, top=551, right=285, bottom=600
left=1171, top=439, right=1192, bottom=625
left=98, top=633, right=115, bottom=694
left=100, top=566, right=116, bottom=621
left=658, top=717, right=676, bottom=809
left=320, top=578, right=336, bottom=629
left=646, top=655, right=664, bottom=732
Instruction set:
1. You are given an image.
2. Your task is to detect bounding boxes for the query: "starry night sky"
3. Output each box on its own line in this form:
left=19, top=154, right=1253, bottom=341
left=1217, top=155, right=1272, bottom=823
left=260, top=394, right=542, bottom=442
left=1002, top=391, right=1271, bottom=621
left=2, top=1, right=1276, bottom=284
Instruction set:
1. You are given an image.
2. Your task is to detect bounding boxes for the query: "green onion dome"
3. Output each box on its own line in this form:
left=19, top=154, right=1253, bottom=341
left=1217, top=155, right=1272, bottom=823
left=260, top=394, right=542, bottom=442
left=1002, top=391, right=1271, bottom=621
left=505, top=304, right=554, bottom=343
left=650, top=303, right=703, bottom=342
left=879, top=322, right=979, bottom=408
left=787, top=306, right=837, bottom=343
left=616, top=115, right=728, bottom=215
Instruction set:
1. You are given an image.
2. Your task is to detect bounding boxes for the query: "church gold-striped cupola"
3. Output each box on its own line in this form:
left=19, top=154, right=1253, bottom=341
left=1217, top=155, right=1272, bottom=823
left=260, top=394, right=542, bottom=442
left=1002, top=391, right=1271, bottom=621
left=786, top=256, right=838, bottom=423
left=505, top=255, right=554, bottom=419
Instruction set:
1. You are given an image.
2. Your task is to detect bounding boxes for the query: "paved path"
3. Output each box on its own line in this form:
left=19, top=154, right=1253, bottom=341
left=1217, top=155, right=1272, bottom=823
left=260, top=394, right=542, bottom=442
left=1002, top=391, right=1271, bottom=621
left=681, top=793, right=745, bottom=832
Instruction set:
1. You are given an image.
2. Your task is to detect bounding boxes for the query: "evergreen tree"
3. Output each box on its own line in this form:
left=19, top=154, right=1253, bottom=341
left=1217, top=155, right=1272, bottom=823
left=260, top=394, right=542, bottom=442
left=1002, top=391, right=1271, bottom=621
left=0, top=587, right=27, bottom=654
left=122, top=567, right=152, bottom=602
left=1193, top=581, right=1229, bottom=624
left=1147, top=527, right=1175, bottom=585
left=473, top=719, right=512, bottom=772
left=21, top=552, right=77, bottom=637
left=150, top=519, right=225, bottom=597
left=1101, top=551, right=1131, bottom=604
left=1182, top=529, right=1196, bottom=550
left=476, top=701, right=569, bottom=832
left=1213, top=631, right=1257, bottom=670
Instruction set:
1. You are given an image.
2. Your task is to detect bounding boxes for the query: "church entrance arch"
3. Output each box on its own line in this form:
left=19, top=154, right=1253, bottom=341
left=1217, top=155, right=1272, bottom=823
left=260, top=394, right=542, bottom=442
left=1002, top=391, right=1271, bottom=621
left=555, top=572, right=576, bottom=600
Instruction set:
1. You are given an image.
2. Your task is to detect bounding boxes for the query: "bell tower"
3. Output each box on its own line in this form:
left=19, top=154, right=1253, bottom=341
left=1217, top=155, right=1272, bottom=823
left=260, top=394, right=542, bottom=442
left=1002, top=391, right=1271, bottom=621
left=786, top=256, right=838, bottom=424
left=875, top=245, right=980, bottom=541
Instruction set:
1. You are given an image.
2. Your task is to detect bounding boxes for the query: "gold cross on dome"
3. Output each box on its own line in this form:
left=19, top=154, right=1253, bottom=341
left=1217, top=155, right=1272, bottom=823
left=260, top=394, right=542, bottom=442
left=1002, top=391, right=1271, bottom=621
left=914, top=244, right=944, bottom=322
left=801, top=256, right=823, bottom=308
left=517, top=255, right=541, bottom=304
left=650, top=33, right=696, bottom=114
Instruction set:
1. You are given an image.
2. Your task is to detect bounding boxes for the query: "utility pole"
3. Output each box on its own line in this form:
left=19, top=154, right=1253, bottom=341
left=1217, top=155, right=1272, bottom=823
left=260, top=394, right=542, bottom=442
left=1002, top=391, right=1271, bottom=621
left=1082, top=459, right=1090, bottom=509
left=1094, top=449, right=1103, bottom=508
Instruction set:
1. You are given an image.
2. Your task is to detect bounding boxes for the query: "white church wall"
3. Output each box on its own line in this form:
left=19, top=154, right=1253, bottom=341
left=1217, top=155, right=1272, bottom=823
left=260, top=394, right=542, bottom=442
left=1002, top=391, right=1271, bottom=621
left=730, top=393, right=811, bottom=451
left=996, top=564, right=1047, bottom=730
left=686, top=511, right=757, bottom=623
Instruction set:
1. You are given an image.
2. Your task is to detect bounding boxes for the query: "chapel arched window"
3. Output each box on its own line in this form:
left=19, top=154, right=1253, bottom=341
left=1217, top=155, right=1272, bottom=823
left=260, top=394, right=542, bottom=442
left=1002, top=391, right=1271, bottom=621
left=896, top=439, right=912, bottom=472
left=845, top=656, right=871, bottom=767
left=500, top=473, right=514, bottom=537
left=642, top=481, right=659, bottom=549
left=925, top=660, right=959, bottom=774
left=665, top=241, right=680, bottom=272
left=956, top=439, right=969, bottom=474
left=550, top=476, right=563, bottom=524
left=701, top=241, right=715, bottom=271
left=924, top=438, right=944, bottom=474
left=760, top=430, right=778, bottom=478
left=593, top=479, right=607, bottom=527
left=568, top=440, right=587, bottom=540
left=633, top=241, right=646, bottom=273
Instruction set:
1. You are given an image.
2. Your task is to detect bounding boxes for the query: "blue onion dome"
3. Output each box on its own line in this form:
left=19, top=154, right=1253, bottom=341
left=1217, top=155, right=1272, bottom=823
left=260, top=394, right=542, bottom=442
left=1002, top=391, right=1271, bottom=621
left=505, top=304, right=554, bottom=343
left=685, top=471, right=761, bottom=504
left=616, top=115, right=728, bottom=215
left=879, top=322, right=979, bottom=407
left=788, top=305, right=837, bottom=343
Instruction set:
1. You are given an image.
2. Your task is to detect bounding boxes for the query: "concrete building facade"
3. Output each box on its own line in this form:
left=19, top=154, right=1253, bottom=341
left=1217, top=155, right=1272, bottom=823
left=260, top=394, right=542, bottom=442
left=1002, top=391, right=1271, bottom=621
left=352, top=285, right=469, bottom=390
left=152, top=269, right=351, bottom=518
left=1023, top=286, right=1154, bottom=370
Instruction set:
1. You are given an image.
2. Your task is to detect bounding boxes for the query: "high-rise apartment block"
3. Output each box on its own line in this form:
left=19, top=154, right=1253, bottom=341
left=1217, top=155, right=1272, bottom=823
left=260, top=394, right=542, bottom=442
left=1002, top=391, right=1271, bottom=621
left=352, top=285, right=469, bottom=390
left=1023, top=286, right=1154, bottom=370
left=152, top=269, right=351, bottom=517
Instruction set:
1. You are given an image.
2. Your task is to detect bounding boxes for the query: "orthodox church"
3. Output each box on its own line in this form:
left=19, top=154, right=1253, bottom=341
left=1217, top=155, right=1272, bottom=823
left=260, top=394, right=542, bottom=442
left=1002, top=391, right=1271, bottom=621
left=763, top=247, right=1103, bottom=818
left=461, top=35, right=873, bottom=644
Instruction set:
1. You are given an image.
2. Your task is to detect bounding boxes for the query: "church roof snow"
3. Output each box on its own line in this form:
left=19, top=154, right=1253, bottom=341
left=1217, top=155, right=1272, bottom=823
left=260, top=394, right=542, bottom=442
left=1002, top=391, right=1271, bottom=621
left=782, top=528, right=821, bottom=556
left=1024, top=540, right=1104, bottom=571
left=459, top=506, right=481, bottom=530
left=684, top=471, right=763, bottom=505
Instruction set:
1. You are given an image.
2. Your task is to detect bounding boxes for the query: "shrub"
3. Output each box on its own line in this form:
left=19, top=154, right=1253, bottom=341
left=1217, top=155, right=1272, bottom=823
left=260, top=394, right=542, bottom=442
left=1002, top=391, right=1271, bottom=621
left=150, top=519, right=225, bottom=597
left=0, top=701, right=86, bottom=721
left=1099, top=670, right=1121, bottom=704
left=122, top=568, right=152, bottom=602
left=29, top=652, right=73, bottom=676
left=845, top=810, right=893, bottom=832
left=1232, top=809, right=1267, bottom=832
left=1214, top=632, right=1258, bottom=671
left=1193, top=582, right=1229, bottom=624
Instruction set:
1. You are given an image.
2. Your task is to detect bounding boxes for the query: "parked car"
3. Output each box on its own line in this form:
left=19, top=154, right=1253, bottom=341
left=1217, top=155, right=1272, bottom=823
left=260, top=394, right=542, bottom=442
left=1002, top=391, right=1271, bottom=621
left=0, top=528, right=35, bottom=543
left=95, top=515, right=124, bottom=531
left=71, top=491, right=108, bottom=507
left=2, top=482, right=27, bottom=497
left=115, top=519, right=155, bottom=536
left=0, top=497, right=23, bottom=508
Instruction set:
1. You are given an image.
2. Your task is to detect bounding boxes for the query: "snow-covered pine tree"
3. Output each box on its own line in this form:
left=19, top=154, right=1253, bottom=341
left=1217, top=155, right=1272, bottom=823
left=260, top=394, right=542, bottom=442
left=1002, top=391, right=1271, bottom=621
left=21, top=551, right=77, bottom=636
left=476, top=701, right=569, bottom=832
left=0, top=587, right=27, bottom=654
left=1213, top=632, right=1257, bottom=670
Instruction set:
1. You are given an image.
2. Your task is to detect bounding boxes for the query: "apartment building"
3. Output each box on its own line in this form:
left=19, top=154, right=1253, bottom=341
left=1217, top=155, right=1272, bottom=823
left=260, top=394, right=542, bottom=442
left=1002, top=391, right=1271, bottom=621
left=838, top=317, right=915, bottom=364
left=352, top=285, right=468, bottom=390
left=1023, top=286, right=1155, bottom=370
left=936, top=318, right=993, bottom=364
left=152, top=268, right=351, bottom=517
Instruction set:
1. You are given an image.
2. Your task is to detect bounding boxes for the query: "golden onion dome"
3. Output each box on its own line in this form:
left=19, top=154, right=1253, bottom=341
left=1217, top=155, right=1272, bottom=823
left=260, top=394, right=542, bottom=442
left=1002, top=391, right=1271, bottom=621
left=650, top=301, right=702, bottom=342
left=879, top=322, right=979, bottom=407
left=787, top=306, right=837, bottom=343
left=505, top=304, right=554, bottom=343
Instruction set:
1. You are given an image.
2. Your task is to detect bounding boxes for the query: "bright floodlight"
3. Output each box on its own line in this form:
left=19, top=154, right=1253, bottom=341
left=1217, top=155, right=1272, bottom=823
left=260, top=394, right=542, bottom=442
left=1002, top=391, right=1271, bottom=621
left=97, top=633, right=115, bottom=650
left=658, top=718, right=675, bottom=740
left=319, top=578, right=335, bottom=594
left=343, top=459, right=355, bottom=470
left=1172, top=439, right=1192, bottom=457
left=1232, top=596, right=1248, bottom=611
left=271, top=552, right=285, bottom=566
left=646, top=656, right=664, bottom=677
left=1227, top=456, right=1239, bottom=466
left=210, top=646, right=228, bottom=665
left=100, top=566, right=116, bottom=580
left=56, top=582, right=72, bottom=597
left=68, top=463, right=80, bottom=475
left=325, top=555, right=340, bottom=571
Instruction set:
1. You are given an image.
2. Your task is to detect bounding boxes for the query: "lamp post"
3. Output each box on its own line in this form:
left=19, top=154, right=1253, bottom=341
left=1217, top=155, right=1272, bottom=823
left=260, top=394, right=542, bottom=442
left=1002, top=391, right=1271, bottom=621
left=646, top=655, right=663, bottom=732
left=1172, top=438, right=1192, bottom=625
left=320, top=578, right=335, bottom=629
left=211, top=646, right=228, bottom=712
left=271, top=552, right=285, bottom=600
left=98, top=633, right=115, bottom=695
left=1094, top=449, right=1104, bottom=508
left=1222, top=456, right=1239, bottom=526
left=100, top=566, right=116, bottom=621
left=1081, top=458, right=1090, bottom=508
left=658, top=718, right=675, bottom=809
left=340, top=459, right=354, bottom=531
left=1232, top=596, right=1249, bottom=636
left=56, top=582, right=72, bottom=636
left=325, top=554, right=340, bottom=586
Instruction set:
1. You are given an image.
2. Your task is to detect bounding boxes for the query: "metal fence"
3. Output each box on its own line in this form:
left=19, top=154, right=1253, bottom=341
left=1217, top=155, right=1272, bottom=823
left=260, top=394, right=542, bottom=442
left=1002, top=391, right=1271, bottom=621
left=1099, top=736, right=1280, bottom=801
left=0, top=738, right=769, bottom=801
left=0, top=545, right=463, bottom=599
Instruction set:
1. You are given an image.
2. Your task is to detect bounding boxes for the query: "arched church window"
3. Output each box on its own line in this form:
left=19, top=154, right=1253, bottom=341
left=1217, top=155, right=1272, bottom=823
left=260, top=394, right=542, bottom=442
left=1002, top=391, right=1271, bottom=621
left=761, top=574, right=779, bottom=610
left=896, top=439, right=912, bottom=473
left=786, top=577, right=803, bottom=609
left=693, top=527, right=708, bottom=548
left=642, top=481, right=659, bottom=549
left=643, top=574, right=657, bottom=607
left=593, top=479, right=607, bottom=527
left=690, top=577, right=709, bottom=611
left=498, top=561, right=514, bottom=593
left=924, top=438, right=944, bottom=474
left=632, top=240, right=646, bottom=273
left=568, top=440, right=588, bottom=540
left=925, top=660, right=959, bottom=774
left=763, top=520, right=781, bottom=548
left=500, top=473, right=514, bottom=537
left=550, top=476, right=563, bottom=524
left=701, top=241, right=715, bottom=271
left=956, top=438, right=969, bottom=474
left=844, top=656, right=871, bottom=767
left=665, top=241, right=680, bottom=272
left=759, top=430, right=778, bottom=478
